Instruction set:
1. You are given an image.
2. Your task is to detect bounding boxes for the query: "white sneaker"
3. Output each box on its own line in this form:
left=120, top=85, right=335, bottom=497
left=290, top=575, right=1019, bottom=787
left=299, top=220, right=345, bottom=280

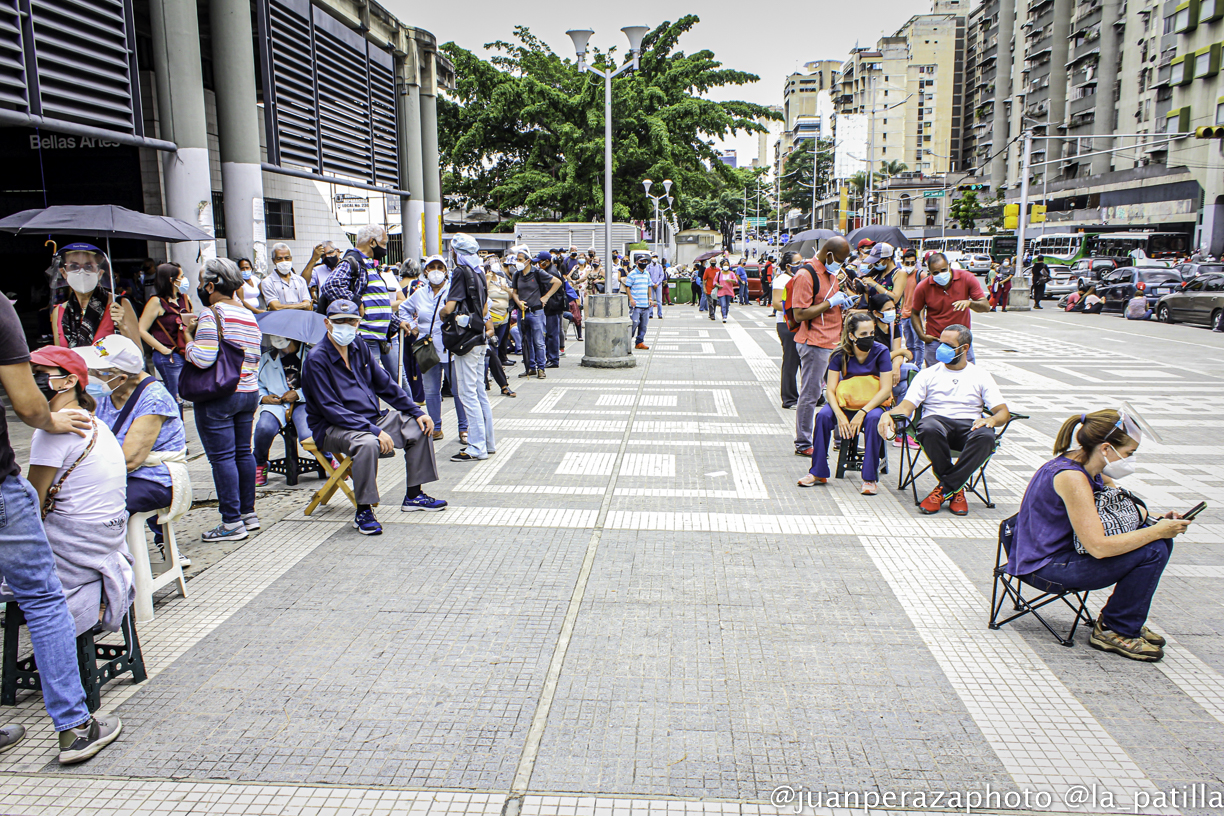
left=241, top=512, right=261, bottom=531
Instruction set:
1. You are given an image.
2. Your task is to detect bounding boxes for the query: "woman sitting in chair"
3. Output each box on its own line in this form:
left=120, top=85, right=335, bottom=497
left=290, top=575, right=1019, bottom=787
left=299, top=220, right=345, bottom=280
left=1008, top=409, right=1191, bottom=662
left=798, top=313, right=892, bottom=495
left=253, top=335, right=320, bottom=487
left=23, top=346, right=134, bottom=636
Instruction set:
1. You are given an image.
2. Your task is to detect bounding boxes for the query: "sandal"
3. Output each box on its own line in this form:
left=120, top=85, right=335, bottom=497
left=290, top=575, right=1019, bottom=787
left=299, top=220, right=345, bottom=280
left=501, top=387, right=517, bottom=398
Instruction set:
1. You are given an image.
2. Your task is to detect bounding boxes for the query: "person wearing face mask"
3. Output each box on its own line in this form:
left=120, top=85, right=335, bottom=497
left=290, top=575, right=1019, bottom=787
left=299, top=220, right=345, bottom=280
left=400, top=256, right=468, bottom=442
left=537, top=250, right=568, bottom=368
left=625, top=256, right=655, bottom=350
left=235, top=258, right=264, bottom=314
left=856, top=243, right=908, bottom=312
left=897, top=249, right=922, bottom=368
left=49, top=244, right=141, bottom=351
left=184, top=258, right=264, bottom=542
left=303, top=300, right=445, bottom=535
left=440, top=233, right=496, bottom=461
left=252, top=335, right=319, bottom=486
left=138, top=263, right=192, bottom=409
left=303, top=240, right=340, bottom=294
left=317, top=225, right=389, bottom=316
left=867, top=292, right=916, bottom=408
left=788, top=237, right=854, bottom=457
left=509, top=246, right=560, bottom=378
left=771, top=251, right=803, bottom=409
left=1007, top=409, right=1191, bottom=662
left=878, top=324, right=1009, bottom=517
left=261, top=244, right=312, bottom=312
left=909, top=252, right=989, bottom=368
left=483, top=254, right=516, bottom=397
left=797, top=314, right=894, bottom=495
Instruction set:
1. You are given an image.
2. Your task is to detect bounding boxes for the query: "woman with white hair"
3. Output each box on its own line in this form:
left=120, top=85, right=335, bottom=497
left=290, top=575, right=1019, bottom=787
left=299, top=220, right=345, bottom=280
left=184, top=257, right=264, bottom=543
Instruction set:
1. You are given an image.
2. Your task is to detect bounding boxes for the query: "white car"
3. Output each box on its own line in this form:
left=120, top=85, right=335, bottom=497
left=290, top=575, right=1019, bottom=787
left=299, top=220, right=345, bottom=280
left=967, top=254, right=993, bottom=274
left=1044, top=264, right=1076, bottom=298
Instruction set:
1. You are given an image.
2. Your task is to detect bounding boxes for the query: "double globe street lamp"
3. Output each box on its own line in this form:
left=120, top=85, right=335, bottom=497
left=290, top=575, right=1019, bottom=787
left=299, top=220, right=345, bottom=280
left=642, top=178, right=672, bottom=260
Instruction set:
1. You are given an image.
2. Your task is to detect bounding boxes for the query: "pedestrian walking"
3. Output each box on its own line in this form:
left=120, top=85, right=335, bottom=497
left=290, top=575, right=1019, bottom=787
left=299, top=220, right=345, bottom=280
left=401, top=256, right=467, bottom=442
left=647, top=254, right=666, bottom=319
left=443, top=234, right=495, bottom=462
left=1031, top=259, right=1050, bottom=309
left=772, top=252, right=801, bottom=409
left=714, top=260, right=737, bottom=323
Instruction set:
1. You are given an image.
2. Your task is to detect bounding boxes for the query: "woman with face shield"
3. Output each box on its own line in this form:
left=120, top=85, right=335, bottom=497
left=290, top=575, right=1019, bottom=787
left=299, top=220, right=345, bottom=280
left=398, top=256, right=467, bottom=442
left=1006, top=408, right=1192, bottom=662
left=49, top=243, right=141, bottom=350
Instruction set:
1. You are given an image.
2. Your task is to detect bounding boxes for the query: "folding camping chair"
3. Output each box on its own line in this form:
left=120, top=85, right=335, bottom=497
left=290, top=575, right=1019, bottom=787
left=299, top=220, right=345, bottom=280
left=988, top=514, right=1094, bottom=646
left=893, top=374, right=1027, bottom=508
left=301, top=439, right=357, bottom=516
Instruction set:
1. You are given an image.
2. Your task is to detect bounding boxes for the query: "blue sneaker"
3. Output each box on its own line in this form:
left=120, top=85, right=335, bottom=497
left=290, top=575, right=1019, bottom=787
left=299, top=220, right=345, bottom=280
left=353, top=508, right=383, bottom=535
left=401, top=492, right=448, bottom=512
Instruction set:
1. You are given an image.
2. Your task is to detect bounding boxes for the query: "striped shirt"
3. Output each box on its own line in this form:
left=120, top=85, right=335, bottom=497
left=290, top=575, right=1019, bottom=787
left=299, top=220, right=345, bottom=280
left=358, top=261, right=394, bottom=341
left=185, top=301, right=262, bottom=392
left=625, top=268, right=652, bottom=306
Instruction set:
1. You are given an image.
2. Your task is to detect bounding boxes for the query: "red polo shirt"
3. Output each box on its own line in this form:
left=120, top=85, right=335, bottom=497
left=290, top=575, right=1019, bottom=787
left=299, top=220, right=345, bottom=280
left=910, top=269, right=987, bottom=337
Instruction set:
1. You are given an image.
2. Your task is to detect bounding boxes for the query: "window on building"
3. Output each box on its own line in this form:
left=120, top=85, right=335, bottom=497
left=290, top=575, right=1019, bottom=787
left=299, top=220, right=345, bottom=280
left=926, top=211, right=937, bottom=226
left=211, top=191, right=225, bottom=240
left=265, top=199, right=296, bottom=240
left=1163, top=13, right=1175, bottom=33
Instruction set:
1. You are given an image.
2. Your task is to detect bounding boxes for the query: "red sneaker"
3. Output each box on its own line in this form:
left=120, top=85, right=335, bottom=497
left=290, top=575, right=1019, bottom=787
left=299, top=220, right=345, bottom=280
left=949, top=489, right=969, bottom=516
left=918, top=486, right=945, bottom=514
left=255, top=464, right=268, bottom=487
left=635, top=343, right=650, bottom=350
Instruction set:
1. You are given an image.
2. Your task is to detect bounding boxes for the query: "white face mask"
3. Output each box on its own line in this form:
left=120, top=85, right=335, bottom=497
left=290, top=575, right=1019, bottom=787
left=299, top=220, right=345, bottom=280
left=67, top=270, right=100, bottom=294
left=270, top=336, right=291, bottom=350
left=515, top=260, right=528, bottom=272
left=329, top=323, right=358, bottom=346
left=1101, top=445, right=1136, bottom=480
left=275, top=261, right=293, bottom=276
left=427, top=269, right=447, bottom=286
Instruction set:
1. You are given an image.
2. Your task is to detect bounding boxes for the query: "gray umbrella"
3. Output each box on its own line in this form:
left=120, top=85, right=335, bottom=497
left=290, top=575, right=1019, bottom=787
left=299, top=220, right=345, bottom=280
left=0, top=205, right=213, bottom=242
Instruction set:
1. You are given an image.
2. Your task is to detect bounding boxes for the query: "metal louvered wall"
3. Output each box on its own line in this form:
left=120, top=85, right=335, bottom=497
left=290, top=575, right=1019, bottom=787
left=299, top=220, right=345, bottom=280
left=0, top=0, right=141, bottom=135
left=258, top=0, right=398, bottom=188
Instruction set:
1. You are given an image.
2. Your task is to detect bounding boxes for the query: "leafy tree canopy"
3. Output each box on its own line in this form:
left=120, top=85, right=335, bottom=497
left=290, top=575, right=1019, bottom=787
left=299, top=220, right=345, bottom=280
left=438, top=17, right=779, bottom=226
left=778, top=138, right=833, bottom=216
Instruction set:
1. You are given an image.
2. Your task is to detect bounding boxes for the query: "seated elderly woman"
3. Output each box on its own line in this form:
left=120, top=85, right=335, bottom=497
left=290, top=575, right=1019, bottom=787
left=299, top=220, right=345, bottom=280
left=253, top=335, right=331, bottom=486
left=1008, top=408, right=1192, bottom=662
left=20, top=346, right=134, bottom=636
left=74, top=336, right=190, bottom=557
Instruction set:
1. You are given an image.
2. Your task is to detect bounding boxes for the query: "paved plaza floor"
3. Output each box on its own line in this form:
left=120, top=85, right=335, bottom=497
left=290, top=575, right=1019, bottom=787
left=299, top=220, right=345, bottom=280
left=2, top=304, right=1223, bottom=815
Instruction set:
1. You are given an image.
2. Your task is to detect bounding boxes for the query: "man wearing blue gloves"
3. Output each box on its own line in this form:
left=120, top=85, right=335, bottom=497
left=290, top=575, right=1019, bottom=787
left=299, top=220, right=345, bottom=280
left=788, top=237, right=853, bottom=457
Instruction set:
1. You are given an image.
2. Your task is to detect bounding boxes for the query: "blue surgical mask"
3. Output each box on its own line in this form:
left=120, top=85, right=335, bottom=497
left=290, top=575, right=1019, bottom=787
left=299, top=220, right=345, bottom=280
left=872, top=262, right=887, bottom=272
left=935, top=343, right=961, bottom=365
left=330, top=324, right=358, bottom=346
left=824, top=258, right=842, bottom=275
left=86, top=380, right=112, bottom=400
left=933, top=271, right=952, bottom=287
left=879, top=310, right=896, bottom=324
left=241, top=268, right=252, bottom=281
left=177, top=279, right=190, bottom=294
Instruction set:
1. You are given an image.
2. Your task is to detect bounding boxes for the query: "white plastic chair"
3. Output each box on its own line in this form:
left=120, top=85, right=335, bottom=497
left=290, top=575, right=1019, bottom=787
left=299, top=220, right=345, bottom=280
left=126, top=510, right=188, bottom=623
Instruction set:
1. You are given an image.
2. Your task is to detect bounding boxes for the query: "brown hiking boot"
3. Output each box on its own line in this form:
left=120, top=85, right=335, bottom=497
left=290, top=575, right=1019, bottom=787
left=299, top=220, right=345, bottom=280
left=1090, top=619, right=1164, bottom=662
left=1098, top=613, right=1166, bottom=647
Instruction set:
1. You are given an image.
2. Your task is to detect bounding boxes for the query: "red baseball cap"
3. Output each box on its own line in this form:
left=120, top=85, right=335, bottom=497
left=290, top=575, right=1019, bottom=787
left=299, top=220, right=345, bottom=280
left=857, top=238, right=875, bottom=249
left=29, top=345, right=90, bottom=385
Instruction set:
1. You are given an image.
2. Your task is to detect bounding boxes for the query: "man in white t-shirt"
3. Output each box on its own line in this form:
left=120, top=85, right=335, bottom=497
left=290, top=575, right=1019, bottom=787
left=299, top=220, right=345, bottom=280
left=772, top=252, right=801, bottom=409
left=878, top=323, right=1009, bottom=516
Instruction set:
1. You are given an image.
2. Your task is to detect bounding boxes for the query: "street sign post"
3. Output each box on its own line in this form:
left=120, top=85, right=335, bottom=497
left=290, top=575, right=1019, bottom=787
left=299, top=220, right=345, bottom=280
left=922, top=190, right=945, bottom=198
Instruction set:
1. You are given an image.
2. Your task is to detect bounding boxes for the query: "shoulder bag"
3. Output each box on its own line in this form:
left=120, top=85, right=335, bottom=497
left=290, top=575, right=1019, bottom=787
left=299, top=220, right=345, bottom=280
left=1072, top=485, right=1148, bottom=555
left=411, top=291, right=443, bottom=374
left=42, top=419, right=99, bottom=519
left=179, top=306, right=244, bottom=403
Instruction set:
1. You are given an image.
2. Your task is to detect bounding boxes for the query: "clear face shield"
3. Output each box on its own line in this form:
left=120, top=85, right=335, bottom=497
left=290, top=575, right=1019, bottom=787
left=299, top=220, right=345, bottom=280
left=1115, top=401, right=1162, bottom=445
left=53, top=245, right=113, bottom=296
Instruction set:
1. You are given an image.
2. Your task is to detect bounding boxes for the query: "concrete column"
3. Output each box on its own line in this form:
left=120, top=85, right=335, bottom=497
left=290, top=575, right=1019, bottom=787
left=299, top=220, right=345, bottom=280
left=1046, top=0, right=1072, bottom=168
left=989, top=0, right=1015, bottom=189
left=1202, top=143, right=1224, bottom=256
left=397, top=54, right=426, bottom=263
left=210, top=0, right=265, bottom=272
left=1091, top=0, right=1121, bottom=175
left=1006, top=0, right=1026, bottom=188
left=420, top=56, right=442, bottom=256
left=150, top=0, right=215, bottom=295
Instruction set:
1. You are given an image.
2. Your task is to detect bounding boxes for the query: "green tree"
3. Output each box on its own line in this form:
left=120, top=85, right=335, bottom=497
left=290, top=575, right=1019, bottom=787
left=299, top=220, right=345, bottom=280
left=778, top=138, right=833, bottom=218
left=949, top=190, right=983, bottom=229
left=682, top=166, right=767, bottom=250
left=437, top=18, right=779, bottom=225
left=878, top=160, right=908, bottom=178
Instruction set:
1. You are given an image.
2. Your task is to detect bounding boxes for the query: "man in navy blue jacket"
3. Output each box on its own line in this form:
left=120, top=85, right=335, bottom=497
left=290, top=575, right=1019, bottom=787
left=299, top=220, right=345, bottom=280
left=303, top=300, right=445, bottom=535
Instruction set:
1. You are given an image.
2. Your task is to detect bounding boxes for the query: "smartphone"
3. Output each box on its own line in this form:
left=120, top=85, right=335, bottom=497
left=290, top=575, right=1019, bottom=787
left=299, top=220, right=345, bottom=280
left=1184, top=501, right=1207, bottom=520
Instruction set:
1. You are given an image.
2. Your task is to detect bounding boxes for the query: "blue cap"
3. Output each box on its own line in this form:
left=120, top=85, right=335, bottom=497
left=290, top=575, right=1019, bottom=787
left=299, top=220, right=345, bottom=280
left=535, top=250, right=552, bottom=264
left=326, top=299, right=359, bottom=317
left=61, top=242, right=103, bottom=254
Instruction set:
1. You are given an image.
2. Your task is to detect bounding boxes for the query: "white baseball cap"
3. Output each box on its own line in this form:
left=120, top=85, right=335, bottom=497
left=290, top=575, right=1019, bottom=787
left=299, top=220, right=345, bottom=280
left=73, top=335, right=145, bottom=374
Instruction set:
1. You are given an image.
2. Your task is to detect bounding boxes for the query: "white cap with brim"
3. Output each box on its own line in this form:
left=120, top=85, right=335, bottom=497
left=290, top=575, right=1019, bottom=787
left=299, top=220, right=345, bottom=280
left=73, top=335, right=145, bottom=374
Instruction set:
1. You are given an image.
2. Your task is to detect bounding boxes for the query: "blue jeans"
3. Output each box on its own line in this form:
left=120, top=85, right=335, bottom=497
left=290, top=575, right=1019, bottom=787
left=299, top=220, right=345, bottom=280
left=194, top=389, right=258, bottom=525
left=699, top=292, right=708, bottom=311
left=631, top=306, right=650, bottom=344
left=739, top=282, right=749, bottom=304
left=1026, top=539, right=1173, bottom=639
left=364, top=338, right=400, bottom=384
left=922, top=340, right=976, bottom=368
left=153, top=350, right=185, bottom=404
left=901, top=320, right=923, bottom=370
left=717, top=294, right=731, bottom=319
left=545, top=312, right=563, bottom=365
left=454, top=347, right=494, bottom=457
left=0, top=475, right=90, bottom=731
left=423, top=360, right=467, bottom=433
left=651, top=284, right=665, bottom=318
left=809, top=404, right=886, bottom=482
left=520, top=310, right=545, bottom=371
left=253, top=410, right=313, bottom=466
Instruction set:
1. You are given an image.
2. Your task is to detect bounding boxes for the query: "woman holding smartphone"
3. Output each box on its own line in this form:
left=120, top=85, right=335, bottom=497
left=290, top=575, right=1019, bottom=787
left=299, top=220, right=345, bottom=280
left=1007, top=408, right=1191, bottom=663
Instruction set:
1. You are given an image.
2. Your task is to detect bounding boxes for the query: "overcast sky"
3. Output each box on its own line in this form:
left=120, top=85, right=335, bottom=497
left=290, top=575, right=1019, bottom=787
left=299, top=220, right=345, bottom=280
left=387, top=0, right=932, bottom=172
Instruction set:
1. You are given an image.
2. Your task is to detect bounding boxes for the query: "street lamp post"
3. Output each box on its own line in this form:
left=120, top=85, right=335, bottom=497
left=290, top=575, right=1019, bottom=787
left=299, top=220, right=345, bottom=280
left=643, top=178, right=672, bottom=258
left=568, top=25, right=648, bottom=292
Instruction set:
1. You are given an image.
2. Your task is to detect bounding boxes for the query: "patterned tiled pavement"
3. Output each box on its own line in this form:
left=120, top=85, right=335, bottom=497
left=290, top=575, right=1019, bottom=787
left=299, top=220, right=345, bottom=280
left=2, top=302, right=1223, bottom=815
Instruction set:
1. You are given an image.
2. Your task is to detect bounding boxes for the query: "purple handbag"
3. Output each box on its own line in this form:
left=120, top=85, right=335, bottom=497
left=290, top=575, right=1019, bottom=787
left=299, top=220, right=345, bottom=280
left=179, top=306, right=244, bottom=402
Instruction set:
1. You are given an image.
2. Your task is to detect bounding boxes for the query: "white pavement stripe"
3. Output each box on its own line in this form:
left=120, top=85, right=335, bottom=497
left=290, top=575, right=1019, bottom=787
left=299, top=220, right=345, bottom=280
left=497, top=419, right=790, bottom=435
left=383, top=506, right=599, bottom=527
left=1164, top=564, right=1224, bottom=577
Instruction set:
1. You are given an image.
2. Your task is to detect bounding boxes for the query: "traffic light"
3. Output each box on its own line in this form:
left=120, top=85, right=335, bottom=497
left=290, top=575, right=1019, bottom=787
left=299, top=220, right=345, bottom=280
left=1003, top=203, right=1019, bottom=230
left=958, top=183, right=986, bottom=191
left=1031, top=204, right=1047, bottom=223
left=1196, top=126, right=1224, bottom=138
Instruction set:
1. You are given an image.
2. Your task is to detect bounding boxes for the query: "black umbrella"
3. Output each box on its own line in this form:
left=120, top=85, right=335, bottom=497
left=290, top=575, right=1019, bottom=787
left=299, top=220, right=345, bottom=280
left=0, top=205, right=213, bottom=242
left=845, top=224, right=912, bottom=249
left=694, top=249, right=722, bottom=263
left=789, top=228, right=841, bottom=242
left=780, top=229, right=844, bottom=260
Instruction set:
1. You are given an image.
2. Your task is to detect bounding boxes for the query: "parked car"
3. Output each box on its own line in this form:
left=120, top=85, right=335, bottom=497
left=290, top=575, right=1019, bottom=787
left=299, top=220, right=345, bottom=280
left=1043, top=263, right=1077, bottom=298
left=967, top=254, right=992, bottom=274
left=740, top=262, right=765, bottom=300
left=1070, top=258, right=1117, bottom=287
left=1096, top=267, right=1185, bottom=313
left=1156, top=272, right=1224, bottom=326
left=1174, top=261, right=1224, bottom=282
